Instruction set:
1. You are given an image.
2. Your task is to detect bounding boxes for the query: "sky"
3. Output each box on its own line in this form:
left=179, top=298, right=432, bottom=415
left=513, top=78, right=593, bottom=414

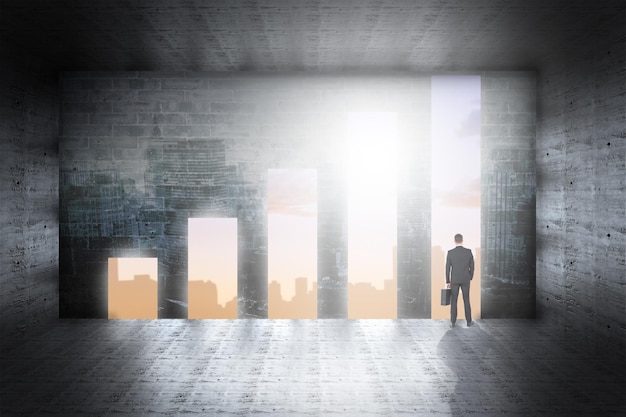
left=188, top=217, right=238, bottom=307
left=430, top=75, right=481, bottom=319
left=268, top=113, right=399, bottom=296
left=268, top=169, right=317, bottom=301
left=431, top=75, right=481, bottom=252
left=347, top=112, right=398, bottom=290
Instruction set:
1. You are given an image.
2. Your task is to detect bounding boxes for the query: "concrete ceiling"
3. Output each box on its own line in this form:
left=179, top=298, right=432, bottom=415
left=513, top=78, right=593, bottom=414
left=0, top=0, right=621, bottom=72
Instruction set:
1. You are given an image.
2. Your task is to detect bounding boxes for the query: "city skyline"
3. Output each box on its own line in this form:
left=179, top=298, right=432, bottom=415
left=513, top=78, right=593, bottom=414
left=268, top=168, right=317, bottom=302
left=188, top=218, right=238, bottom=307
left=108, top=258, right=158, bottom=319
left=268, top=277, right=317, bottom=319
left=188, top=279, right=237, bottom=319
left=109, top=245, right=480, bottom=320
left=348, top=278, right=397, bottom=319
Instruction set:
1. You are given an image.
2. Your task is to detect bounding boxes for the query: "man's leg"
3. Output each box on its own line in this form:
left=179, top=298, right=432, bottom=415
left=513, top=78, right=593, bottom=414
left=450, top=283, right=460, bottom=325
left=460, top=282, right=472, bottom=325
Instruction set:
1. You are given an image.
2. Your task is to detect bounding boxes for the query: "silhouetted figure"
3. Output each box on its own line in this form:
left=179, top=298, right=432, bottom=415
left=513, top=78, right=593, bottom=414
left=446, top=234, right=474, bottom=327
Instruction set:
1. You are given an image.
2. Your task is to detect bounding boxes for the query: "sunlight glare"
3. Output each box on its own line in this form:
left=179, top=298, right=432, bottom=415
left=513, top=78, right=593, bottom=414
left=347, top=112, right=398, bottom=318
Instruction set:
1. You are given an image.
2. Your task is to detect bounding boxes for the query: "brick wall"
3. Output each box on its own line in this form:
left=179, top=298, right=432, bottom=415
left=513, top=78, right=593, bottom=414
left=0, top=45, right=59, bottom=336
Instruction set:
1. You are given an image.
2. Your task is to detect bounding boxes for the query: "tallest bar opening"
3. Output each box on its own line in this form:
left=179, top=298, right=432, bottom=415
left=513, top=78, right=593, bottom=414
left=431, top=75, right=482, bottom=320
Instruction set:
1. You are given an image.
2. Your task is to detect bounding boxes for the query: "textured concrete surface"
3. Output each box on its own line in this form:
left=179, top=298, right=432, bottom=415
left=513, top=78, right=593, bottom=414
left=1, top=319, right=624, bottom=416
left=0, top=1, right=619, bottom=73
left=0, top=42, right=59, bottom=337
left=534, top=0, right=626, bottom=355
left=0, top=0, right=623, bottom=384
left=481, top=72, right=536, bottom=318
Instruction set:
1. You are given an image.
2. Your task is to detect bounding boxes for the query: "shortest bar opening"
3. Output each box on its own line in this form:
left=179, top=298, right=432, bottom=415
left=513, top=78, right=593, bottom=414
left=108, top=257, right=158, bottom=319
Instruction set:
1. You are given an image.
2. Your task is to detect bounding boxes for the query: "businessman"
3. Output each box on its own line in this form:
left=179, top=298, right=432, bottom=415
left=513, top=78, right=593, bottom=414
left=446, top=233, right=474, bottom=328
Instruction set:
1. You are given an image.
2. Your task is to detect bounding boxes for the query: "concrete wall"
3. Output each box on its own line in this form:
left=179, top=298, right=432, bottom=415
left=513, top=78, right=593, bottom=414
left=481, top=72, right=537, bottom=318
left=58, top=71, right=538, bottom=320
left=0, top=43, right=59, bottom=336
left=535, top=7, right=626, bottom=356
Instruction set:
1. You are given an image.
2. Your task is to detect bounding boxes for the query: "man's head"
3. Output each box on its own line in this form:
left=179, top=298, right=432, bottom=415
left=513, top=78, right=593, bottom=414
left=454, top=234, right=463, bottom=244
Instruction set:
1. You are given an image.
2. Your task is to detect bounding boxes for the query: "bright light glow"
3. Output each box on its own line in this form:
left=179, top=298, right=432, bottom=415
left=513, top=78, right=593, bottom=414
left=431, top=75, right=481, bottom=320
left=116, top=257, right=157, bottom=281
left=347, top=112, right=398, bottom=211
left=188, top=218, right=237, bottom=314
left=347, top=112, right=398, bottom=319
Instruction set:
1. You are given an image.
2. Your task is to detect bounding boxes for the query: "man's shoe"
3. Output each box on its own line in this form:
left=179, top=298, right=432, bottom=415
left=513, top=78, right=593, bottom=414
left=467, top=321, right=473, bottom=327
left=450, top=323, right=456, bottom=328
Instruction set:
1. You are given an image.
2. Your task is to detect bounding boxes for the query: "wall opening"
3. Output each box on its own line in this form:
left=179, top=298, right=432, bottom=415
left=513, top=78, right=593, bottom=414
left=108, top=257, right=158, bottom=319
left=347, top=112, right=398, bottom=319
left=267, top=169, right=318, bottom=318
left=431, top=75, right=482, bottom=320
left=188, top=218, right=238, bottom=319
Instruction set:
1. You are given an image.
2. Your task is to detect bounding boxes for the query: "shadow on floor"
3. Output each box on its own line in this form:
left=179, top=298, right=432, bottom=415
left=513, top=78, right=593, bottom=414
left=438, top=321, right=625, bottom=416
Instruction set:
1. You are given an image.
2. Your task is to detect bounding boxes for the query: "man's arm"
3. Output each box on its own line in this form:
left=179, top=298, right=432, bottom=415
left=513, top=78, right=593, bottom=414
left=445, top=252, right=452, bottom=284
left=469, top=250, right=475, bottom=280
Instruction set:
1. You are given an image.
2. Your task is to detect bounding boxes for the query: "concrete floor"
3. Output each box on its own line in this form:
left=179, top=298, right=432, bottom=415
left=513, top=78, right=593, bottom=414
left=1, top=319, right=624, bottom=416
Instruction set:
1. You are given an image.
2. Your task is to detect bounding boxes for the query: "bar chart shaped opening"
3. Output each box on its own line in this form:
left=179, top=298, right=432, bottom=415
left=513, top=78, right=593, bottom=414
left=268, top=169, right=318, bottom=319
left=108, top=257, right=158, bottom=319
left=347, top=112, right=398, bottom=319
left=188, top=218, right=238, bottom=319
left=430, top=75, right=482, bottom=320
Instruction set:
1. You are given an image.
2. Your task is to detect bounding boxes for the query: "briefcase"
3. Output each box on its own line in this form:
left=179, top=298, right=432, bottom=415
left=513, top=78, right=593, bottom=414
left=440, top=288, right=451, bottom=306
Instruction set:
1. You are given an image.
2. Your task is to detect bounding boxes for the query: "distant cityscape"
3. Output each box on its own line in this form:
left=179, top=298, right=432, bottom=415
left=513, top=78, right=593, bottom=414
left=109, top=246, right=479, bottom=320
left=188, top=280, right=237, bottom=319
left=108, top=258, right=158, bottom=319
left=269, top=277, right=317, bottom=318
left=348, top=278, right=397, bottom=318
left=348, top=244, right=397, bottom=318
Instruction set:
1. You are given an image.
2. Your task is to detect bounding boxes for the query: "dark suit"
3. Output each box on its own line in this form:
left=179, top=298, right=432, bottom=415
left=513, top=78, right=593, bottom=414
left=446, top=245, right=474, bottom=325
